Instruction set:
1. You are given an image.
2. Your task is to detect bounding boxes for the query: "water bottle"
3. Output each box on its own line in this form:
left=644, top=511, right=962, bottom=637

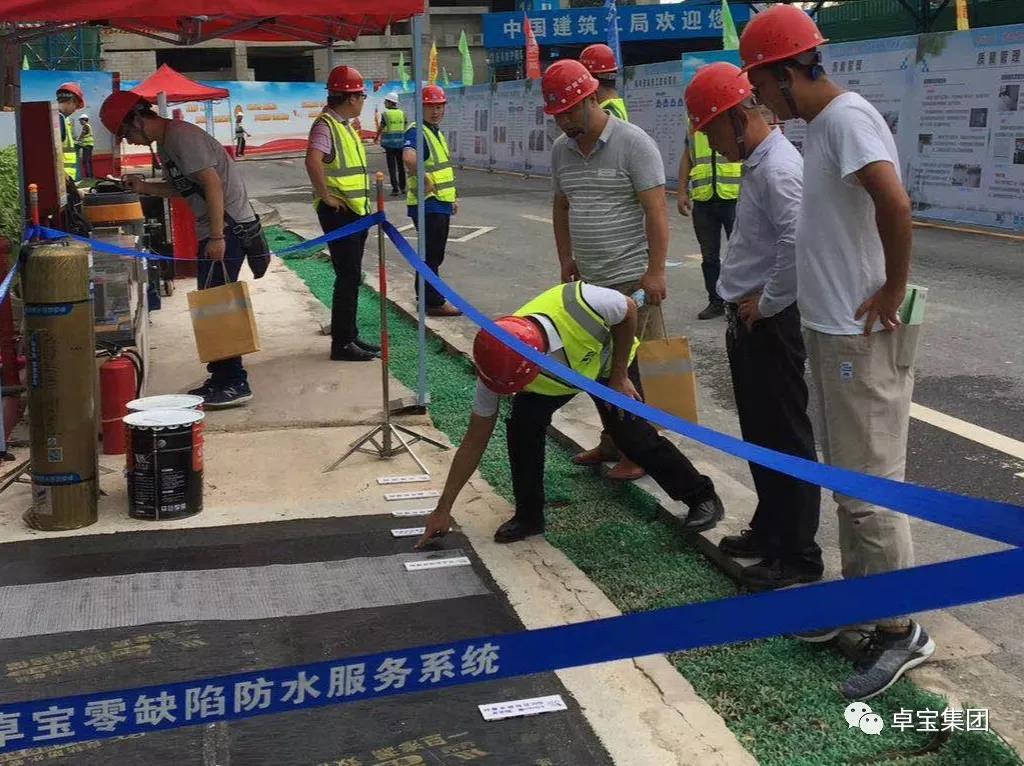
left=631, top=289, right=646, bottom=308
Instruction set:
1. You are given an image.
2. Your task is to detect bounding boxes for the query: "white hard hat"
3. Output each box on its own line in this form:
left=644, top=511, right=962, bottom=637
left=386, top=92, right=400, bottom=103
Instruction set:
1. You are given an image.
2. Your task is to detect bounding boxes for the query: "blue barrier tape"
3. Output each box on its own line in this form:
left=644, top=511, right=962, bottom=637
left=0, top=546, right=1023, bottom=752
left=23, top=212, right=382, bottom=264
left=0, top=220, right=1020, bottom=753
left=382, top=221, right=1024, bottom=548
left=0, top=255, right=21, bottom=308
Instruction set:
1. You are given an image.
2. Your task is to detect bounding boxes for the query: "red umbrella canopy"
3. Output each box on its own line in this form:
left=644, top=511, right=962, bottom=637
left=131, top=65, right=229, bottom=103
left=0, top=0, right=424, bottom=44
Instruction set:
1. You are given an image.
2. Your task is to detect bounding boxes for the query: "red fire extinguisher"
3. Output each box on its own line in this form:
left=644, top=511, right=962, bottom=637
left=100, top=355, right=137, bottom=455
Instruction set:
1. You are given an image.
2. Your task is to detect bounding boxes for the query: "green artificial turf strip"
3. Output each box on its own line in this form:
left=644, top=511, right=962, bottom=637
left=269, top=226, right=1021, bottom=766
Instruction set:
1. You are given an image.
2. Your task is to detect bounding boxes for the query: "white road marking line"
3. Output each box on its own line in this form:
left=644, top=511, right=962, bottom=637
left=911, top=403, right=1024, bottom=461
left=521, top=214, right=553, bottom=224
left=450, top=225, right=497, bottom=243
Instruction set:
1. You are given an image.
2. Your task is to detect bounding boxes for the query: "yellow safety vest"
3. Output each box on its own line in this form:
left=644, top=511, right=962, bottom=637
left=62, top=115, right=78, bottom=181
left=689, top=130, right=741, bottom=202
left=77, top=123, right=94, bottom=147
left=406, top=122, right=457, bottom=206
left=380, top=107, right=406, bottom=149
left=314, top=111, right=370, bottom=216
left=601, top=97, right=629, bottom=122
left=515, top=282, right=638, bottom=398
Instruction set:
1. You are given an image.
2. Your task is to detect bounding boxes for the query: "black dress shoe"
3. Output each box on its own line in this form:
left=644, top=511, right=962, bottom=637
left=740, top=558, right=823, bottom=591
left=698, top=301, right=725, bottom=320
left=354, top=337, right=381, bottom=354
left=719, top=528, right=772, bottom=558
left=681, top=494, right=724, bottom=533
left=330, top=342, right=377, bottom=362
left=493, top=517, right=544, bottom=544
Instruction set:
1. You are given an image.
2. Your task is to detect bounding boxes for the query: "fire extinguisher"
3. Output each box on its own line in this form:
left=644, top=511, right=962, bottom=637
left=99, top=355, right=137, bottom=455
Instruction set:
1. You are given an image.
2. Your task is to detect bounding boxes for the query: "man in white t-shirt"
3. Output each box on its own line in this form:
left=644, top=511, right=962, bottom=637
left=741, top=5, right=933, bottom=702
left=415, top=282, right=722, bottom=548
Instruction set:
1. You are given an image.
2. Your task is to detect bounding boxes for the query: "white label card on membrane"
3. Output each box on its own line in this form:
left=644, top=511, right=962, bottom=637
left=377, top=474, right=431, bottom=485
left=479, top=695, right=568, bottom=721
left=404, top=557, right=471, bottom=572
left=390, top=527, right=426, bottom=538
left=384, top=490, right=441, bottom=502
left=391, top=508, right=434, bottom=517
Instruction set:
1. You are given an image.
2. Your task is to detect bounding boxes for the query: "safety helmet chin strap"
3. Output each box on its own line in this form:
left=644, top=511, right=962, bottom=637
left=771, top=50, right=824, bottom=120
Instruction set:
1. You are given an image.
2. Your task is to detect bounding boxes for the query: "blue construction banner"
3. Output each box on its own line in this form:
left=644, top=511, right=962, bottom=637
left=483, top=2, right=751, bottom=48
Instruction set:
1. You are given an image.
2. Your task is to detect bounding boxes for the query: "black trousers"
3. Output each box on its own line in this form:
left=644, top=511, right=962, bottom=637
left=79, top=146, right=94, bottom=178
left=235, top=136, right=246, bottom=156
left=384, top=148, right=406, bottom=193
left=726, top=302, right=823, bottom=573
left=316, top=201, right=369, bottom=350
left=692, top=199, right=736, bottom=304
left=197, top=232, right=247, bottom=386
left=411, top=212, right=451, bottom=309
left=506, top=362, right=714, bottom=526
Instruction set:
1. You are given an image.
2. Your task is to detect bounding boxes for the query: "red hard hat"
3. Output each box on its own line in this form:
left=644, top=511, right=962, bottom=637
left=326, top=65, right=366, bottom=94
left=542, top=60, right=599, bottom=115
left=423, top=85, right=447, bottom=105
left=56, top=82, right=86, bottom=108
left=100, top=90, right=151, bottom=135
left=580, top=44, right=617, bottom=76
left=473, top=316, right=546, bottom=395
left=684, top=62, right=753, bottom=132
left=739, top=5, right=828, bottom=73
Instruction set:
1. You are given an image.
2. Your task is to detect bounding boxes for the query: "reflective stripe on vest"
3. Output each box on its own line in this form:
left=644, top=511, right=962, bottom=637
left=63, top=116, right=77, bottom=181
left=406, top=122, right=457, bottom=206
left=514, top=282, right=637, bottom=397
left=381, top=108, right=406, bottom=148
left=689, top=130, right=740, bottom=202
left=601, top=97, right=629, bottom=122
left=315, top=112, right=370, bottom=216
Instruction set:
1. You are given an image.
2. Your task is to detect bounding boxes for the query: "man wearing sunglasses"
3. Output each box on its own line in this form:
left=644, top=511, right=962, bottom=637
left=100, top=90, right=258, bottom=409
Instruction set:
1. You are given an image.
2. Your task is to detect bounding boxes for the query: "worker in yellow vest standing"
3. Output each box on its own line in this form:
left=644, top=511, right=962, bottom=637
left=376, top=92, right=407, bottom=197
left=677, top=127, right=742, bottom=319
left=75, top=115, right=95, bottom=179
left=305, top=65, right=381, bottom=362
left=403, top=84, right=461, bottom=317
left=580, top=44, right=629, bottom=121
left=55, top=82, right=86, bottom=182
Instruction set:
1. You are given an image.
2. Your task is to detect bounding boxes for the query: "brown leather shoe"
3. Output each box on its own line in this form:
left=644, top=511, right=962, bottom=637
left=605, top=458, right=646, bottom=481
left=427, top=302, right=463, bottom=317
left=572, top=445, right=617, bottom=466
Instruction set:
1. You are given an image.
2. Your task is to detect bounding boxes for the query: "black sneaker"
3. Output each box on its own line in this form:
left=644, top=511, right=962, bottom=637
left=188, top=379, right=217, bottom=398
left=204, top=382, right=253, bottom=409
left=719, top=528, right=772, bottom=559
left=493, top=517, right=544, bottom=544
left=740, top=558, right=823, bottom=591
left=354, top=337, right=382, bottom=354
left=697, top=301, right=725, bottom=320
left=842, top=622, right=935, bottom=700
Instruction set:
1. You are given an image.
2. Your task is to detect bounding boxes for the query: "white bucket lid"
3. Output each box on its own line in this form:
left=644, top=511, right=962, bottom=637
left=127, top=394, right=204, bottom=411
left=123, top=408, right=205, bottom=428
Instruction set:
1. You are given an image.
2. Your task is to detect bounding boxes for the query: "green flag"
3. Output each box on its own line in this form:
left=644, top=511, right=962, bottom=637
left=721, top=0, right=739, bottom=51
left=458, top=29, right=474, bottom=87
left=21, top=54, right=29, bottom=70
left=441, top=66, right=451, bottom=87
left=398, top=50, right=411, bottom=91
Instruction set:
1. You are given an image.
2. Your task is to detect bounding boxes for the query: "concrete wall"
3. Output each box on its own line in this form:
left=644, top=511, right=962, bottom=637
left=99, top=49, right=157, bottom=81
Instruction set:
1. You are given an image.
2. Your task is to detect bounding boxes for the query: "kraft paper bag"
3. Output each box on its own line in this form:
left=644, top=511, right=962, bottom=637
left=187, top=267, right=261, bottom=363
left=637, top=333, right=699, bottom=425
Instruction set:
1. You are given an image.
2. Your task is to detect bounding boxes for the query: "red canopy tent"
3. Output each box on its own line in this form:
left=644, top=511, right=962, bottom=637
left=131, top=64, right=229, bottom=103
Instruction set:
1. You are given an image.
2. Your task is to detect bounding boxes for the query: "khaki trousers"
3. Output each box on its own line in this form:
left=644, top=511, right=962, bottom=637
left=804, top=327, right=915, bottom=629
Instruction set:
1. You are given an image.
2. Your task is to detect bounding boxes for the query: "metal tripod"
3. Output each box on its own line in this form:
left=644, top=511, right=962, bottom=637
left=324, top=175, right=448, bottom=475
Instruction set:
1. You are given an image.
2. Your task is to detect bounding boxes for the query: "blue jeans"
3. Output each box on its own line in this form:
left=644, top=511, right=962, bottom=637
left=197, top=233, right=248, bottom=387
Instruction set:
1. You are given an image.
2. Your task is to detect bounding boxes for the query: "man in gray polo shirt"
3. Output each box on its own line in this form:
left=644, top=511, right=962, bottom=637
left=546, top=59, right=679, bottom=489
left=684, top=62, right=822, bottom=589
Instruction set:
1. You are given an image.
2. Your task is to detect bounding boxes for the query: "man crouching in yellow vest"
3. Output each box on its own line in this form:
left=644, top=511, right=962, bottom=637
left=305, top=65, right=381, bottom=362
left=416, top=281, right=724, bottom=547
left=403, top=84, right=462, bottom=318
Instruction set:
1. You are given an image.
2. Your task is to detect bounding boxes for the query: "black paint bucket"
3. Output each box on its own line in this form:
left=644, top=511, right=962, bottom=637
left=124, top=409, right=204, bottom=520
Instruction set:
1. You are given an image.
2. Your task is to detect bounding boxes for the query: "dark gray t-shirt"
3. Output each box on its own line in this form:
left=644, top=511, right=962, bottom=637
left=551, top=116, right=666, bottom=286
left=157, top=119, right=254, bottom=240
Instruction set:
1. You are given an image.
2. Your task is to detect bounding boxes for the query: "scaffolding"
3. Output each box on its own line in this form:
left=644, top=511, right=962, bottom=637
left=22, top=27, right=101, bottom=71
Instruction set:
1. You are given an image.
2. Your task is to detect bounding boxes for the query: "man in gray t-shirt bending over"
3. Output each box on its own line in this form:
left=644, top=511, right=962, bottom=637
left=102, top=91, right=257, bottom=409
left=546, top=59, right=671, bottom=484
